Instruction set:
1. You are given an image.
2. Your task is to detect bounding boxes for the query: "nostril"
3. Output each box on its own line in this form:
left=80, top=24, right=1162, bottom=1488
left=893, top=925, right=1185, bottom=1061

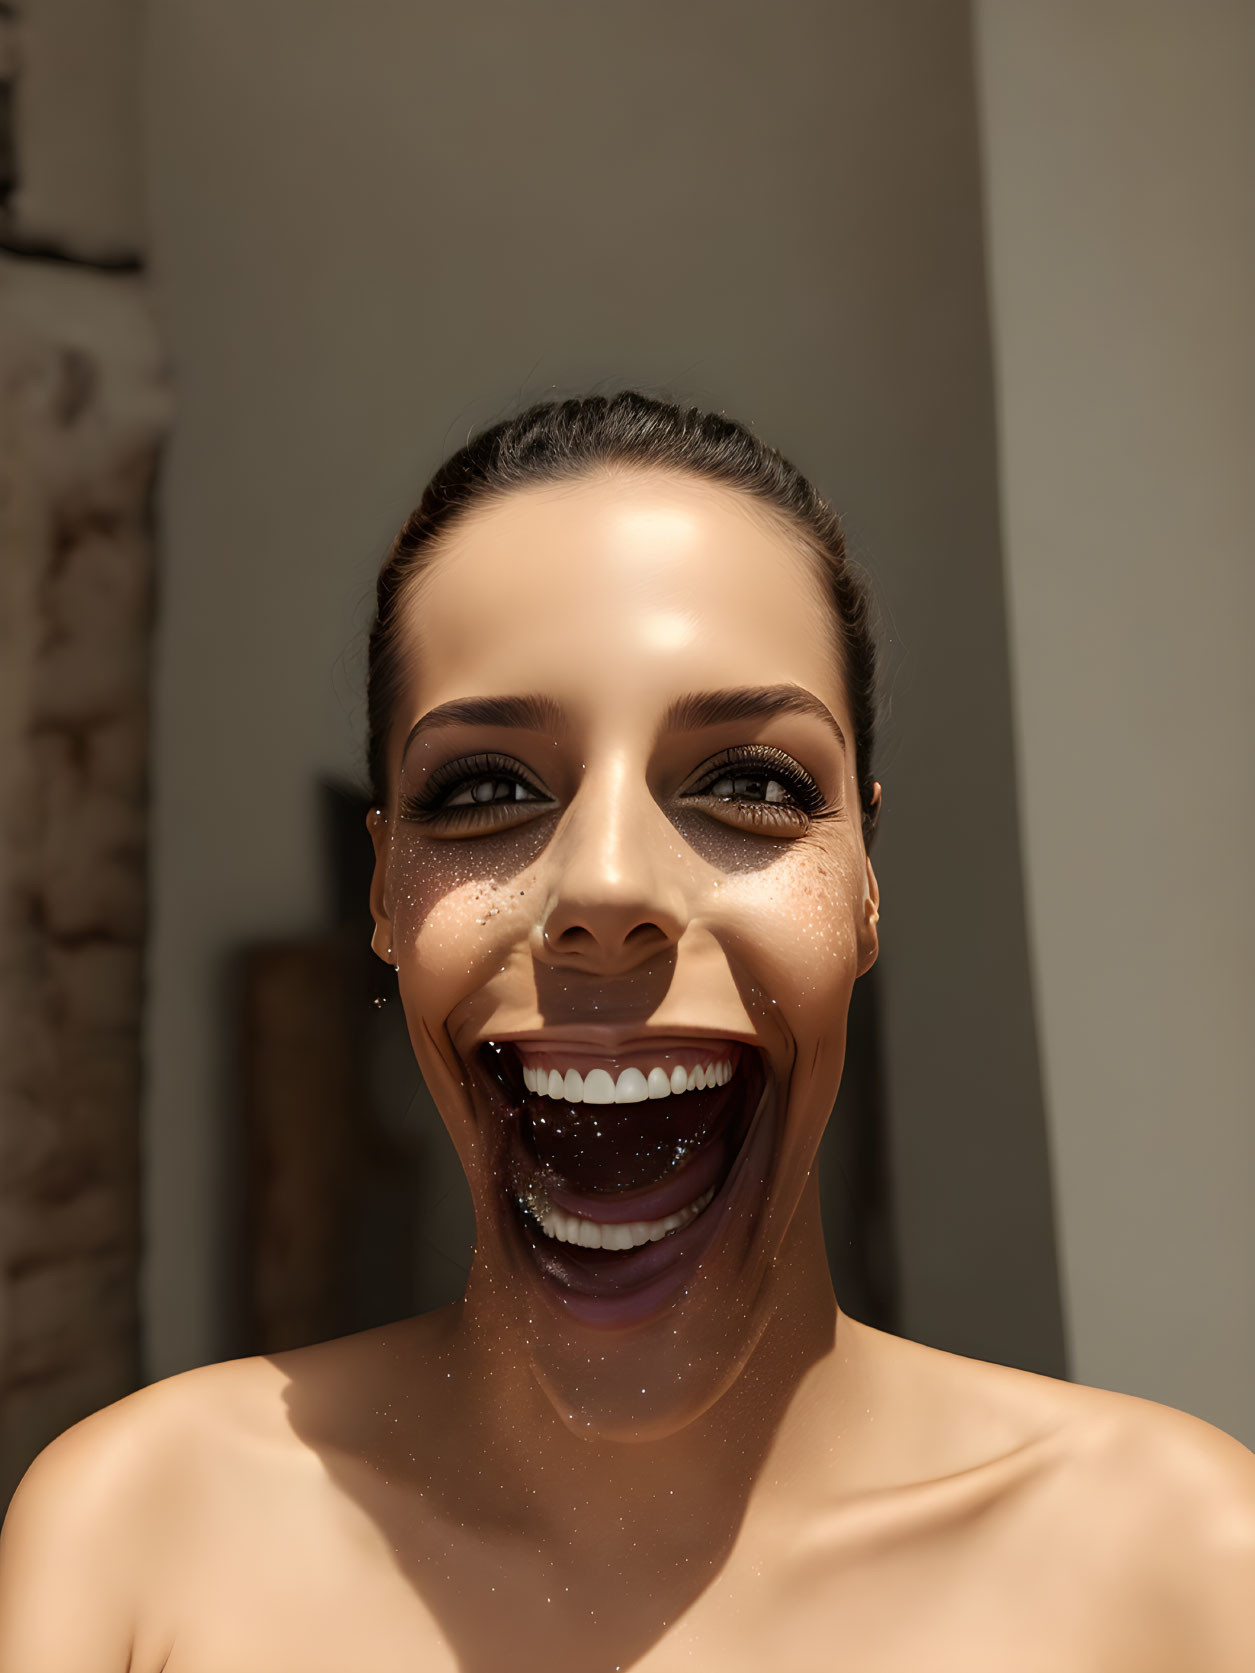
left=544, top=923, right=594, bottom=950
left=625, top=922, right=669, bottom=949
left=544, top=919, right=672, bottom=963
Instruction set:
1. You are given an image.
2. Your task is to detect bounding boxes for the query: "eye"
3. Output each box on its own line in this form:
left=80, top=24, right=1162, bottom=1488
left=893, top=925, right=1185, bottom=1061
left=445, top=776, right=536, bottom=807
left=683, top=745, right=832, bottom=832
left=703, top=770, right=794, bottom=805
left=399, top=753, right=554, bottom=830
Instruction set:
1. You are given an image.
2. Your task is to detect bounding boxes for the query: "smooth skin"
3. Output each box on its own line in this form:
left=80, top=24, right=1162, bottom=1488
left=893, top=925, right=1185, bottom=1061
left=2, top=471, right=1252, bottom=1671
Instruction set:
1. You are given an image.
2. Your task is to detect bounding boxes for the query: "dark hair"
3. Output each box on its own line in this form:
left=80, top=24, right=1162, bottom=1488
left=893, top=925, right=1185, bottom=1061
left=367, top=392, right=880, bottom=845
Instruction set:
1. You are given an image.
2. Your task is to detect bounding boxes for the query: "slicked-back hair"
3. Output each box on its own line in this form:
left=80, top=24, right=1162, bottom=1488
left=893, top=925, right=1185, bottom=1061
left=367, top=392, right=880, bottom=846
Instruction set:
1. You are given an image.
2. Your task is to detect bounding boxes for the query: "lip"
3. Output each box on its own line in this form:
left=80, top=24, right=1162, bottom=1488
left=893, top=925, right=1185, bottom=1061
left=482, top=1025, right=765, bottom=1056
left=468, top=1031, right=776, bottom=1332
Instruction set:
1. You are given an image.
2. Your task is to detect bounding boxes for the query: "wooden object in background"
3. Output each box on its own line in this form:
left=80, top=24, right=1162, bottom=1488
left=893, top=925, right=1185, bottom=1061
left=242, top=942, right=358, bottom=1355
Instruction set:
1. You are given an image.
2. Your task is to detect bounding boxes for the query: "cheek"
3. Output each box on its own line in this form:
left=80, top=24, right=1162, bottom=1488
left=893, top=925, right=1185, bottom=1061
left=756, top=841, right=861, bottom=955
left=689, top=823, right=876, bottom=977
left=384, top=826, right=541, bottom=996
left=713, top=839, right=864, bottom=1033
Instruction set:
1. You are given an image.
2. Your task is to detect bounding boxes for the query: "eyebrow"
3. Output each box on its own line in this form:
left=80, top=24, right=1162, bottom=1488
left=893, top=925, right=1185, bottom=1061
left=400, top=693, right=566, bottom=765
left=400, top=682, right=845, bottom=768
left=662, top=684, right=847, bottom=751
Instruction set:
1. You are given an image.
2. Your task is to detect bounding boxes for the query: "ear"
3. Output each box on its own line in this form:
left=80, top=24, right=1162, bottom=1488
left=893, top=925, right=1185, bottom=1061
left=366, top=807, right=396, bottom=966
left=856, top=782, right=881, bottom=977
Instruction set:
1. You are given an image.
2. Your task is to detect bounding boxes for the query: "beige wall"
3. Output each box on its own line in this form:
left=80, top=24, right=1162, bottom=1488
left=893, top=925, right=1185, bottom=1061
left=142, top=2, right=1063, bottom=1381
left=975, top=0, right=1254, bottom=1443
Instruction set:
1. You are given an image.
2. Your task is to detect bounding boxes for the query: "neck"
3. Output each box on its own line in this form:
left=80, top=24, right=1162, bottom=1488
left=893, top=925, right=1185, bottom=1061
left=420, top=1178, right=849, bottom=1557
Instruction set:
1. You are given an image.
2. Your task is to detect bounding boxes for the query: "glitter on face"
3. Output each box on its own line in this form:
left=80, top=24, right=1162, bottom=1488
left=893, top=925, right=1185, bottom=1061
left=369, top=472, right=879, bottom=1441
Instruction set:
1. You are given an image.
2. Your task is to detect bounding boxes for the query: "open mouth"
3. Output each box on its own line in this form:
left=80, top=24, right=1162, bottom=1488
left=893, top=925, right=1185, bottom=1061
left=474, top=1038, right=771, bottom=1328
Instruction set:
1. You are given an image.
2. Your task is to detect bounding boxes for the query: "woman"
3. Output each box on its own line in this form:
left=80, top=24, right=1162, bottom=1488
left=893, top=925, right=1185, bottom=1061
left=1, top=394, right=1251, bottom=1670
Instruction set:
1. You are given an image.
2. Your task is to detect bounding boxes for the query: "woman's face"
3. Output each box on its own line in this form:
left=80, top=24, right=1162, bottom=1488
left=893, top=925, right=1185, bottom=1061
left=370, top=470, right=879, bottom=1439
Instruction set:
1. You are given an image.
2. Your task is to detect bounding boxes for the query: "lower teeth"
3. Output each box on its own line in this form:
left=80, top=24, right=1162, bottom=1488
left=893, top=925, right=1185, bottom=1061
left=527, top=1184, right=717, bottom=1251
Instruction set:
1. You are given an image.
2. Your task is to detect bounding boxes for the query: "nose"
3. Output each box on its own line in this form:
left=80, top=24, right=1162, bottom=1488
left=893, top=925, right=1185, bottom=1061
left=538, top=761, right=689, bottom=975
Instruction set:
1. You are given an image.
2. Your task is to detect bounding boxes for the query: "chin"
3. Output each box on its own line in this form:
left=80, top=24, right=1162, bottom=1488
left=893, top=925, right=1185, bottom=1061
left=448, top=1027, right=815, bottom=1437
left=527, top=1320, right=776, bottom=1443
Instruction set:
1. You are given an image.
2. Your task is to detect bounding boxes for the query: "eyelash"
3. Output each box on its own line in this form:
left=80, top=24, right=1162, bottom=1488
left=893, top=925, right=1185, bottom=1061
left=685, top=745, right=834, bottom=830
left=398, top=753, right=551, bottom=827
left=397, top=745, right=837, bottom=833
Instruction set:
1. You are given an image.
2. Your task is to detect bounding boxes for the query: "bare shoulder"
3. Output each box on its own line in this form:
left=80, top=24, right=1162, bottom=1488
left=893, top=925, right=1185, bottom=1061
left=0, top=1386, right=156, bottom=1670
left=1073, top=1378, right=1255, bottom=1510
left=1002, top=1365, right=1255, bottom=1562
left=0, top=1350, right=302, bottom=1672
left=4, top=1345, right=301, bottom=1509
left=846, top=1325, right=1251, bottom=1666
left=1001, top=1374, right=1255, bottom=1670
left=847, top=1325, right=1255, bottom=1667
left=1067, top=1388, right=1255, bottom=1667
left=860, top=1318, right=1255, bottom=1500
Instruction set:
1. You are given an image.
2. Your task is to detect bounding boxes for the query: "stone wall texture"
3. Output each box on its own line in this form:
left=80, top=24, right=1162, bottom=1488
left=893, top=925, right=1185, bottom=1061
left=0, top=255, right=168, bottom=1501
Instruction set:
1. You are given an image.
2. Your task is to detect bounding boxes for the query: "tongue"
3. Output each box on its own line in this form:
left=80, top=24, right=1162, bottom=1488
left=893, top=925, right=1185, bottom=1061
left=538, top=1123, right=733, bottom=1224
left=521, top=1081, right=738, bottom=1196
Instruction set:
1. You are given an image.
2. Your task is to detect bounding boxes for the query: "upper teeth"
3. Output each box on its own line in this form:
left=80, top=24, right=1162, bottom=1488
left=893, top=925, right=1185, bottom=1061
left=522, top=1060, right=733, bottom=1103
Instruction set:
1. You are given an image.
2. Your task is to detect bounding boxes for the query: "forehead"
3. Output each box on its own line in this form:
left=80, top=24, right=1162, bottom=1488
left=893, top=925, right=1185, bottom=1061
left=401, top=470, right=841, bottom=717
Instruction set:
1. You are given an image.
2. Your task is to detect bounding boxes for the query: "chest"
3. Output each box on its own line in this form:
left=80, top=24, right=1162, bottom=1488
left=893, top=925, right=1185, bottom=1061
left=149, top=1497, right=1140, bottom=1673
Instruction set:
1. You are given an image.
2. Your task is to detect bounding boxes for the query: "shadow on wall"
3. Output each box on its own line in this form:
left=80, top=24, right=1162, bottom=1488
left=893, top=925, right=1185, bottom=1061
left=237, top=782, right=900, bottom=1355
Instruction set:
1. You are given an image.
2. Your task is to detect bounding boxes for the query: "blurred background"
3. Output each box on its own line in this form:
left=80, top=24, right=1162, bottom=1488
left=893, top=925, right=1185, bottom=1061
left=1, top=0, right=1251, bottom=1502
